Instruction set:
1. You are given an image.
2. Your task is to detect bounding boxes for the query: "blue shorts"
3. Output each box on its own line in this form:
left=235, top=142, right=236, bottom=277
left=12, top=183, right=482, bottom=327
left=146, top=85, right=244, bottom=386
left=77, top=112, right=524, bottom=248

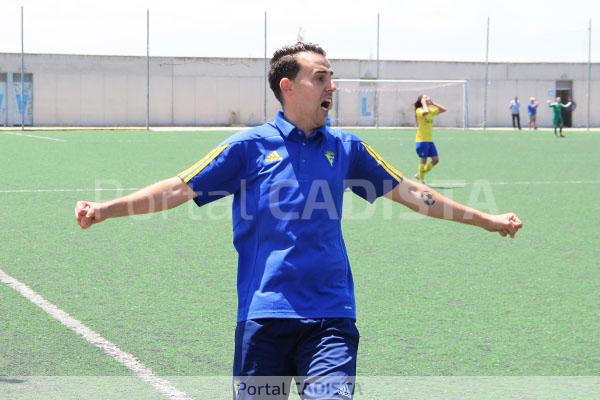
left=415, top=142, right=438, bottom=158
left=233, top=318, right=359, bottom=399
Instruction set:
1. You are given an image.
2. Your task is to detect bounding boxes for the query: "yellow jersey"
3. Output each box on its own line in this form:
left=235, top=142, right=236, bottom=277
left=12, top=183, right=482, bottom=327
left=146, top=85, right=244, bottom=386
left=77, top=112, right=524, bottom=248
left=415, top=106, right=440, bottom=142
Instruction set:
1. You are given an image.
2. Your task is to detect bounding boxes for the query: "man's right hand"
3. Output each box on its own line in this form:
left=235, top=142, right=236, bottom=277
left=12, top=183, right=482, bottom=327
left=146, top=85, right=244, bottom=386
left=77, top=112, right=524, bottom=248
left=74, top=201, right=106, bottom=229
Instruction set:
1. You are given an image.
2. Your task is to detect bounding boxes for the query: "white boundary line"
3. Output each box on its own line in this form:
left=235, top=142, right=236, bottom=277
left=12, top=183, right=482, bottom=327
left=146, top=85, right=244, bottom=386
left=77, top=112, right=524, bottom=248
left=1, top=180, right=600, bottom=195
left=0, top=188, right=140, bottom=194
left=1, top=126, right=600, bottom=132
left=0, top=268, right=194, bottom=400
left=488, top=180, right=600, bottom=186
left=426, top=180, right=600, bottom=189
left=0, top=131, right=67, bottom=142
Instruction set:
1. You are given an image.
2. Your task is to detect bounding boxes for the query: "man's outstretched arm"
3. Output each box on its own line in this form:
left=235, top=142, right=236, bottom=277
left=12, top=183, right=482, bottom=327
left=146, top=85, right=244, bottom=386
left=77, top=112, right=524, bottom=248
left=74, top=177, right=196, bottom=229
left=384, top=178, right=522, bottom=238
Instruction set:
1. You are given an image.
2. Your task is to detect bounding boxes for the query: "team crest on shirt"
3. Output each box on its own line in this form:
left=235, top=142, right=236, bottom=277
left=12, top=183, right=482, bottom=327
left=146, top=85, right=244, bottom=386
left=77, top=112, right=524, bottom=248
left=324, top=151, right=335, bottom=167
left=265, top=150, right=283, bottom=163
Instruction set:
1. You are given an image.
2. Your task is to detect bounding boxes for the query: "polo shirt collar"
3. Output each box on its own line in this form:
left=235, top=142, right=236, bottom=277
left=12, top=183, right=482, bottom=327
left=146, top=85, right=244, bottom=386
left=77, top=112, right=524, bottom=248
left=274, top=111, right=297, bottom=138
left=274, top=110, right=328, bottom=141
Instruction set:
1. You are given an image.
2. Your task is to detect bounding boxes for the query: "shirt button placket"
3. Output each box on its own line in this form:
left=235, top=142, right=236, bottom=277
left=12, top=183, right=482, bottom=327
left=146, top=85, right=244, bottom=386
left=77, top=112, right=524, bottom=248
left=299, top=137, right=307, bottom=177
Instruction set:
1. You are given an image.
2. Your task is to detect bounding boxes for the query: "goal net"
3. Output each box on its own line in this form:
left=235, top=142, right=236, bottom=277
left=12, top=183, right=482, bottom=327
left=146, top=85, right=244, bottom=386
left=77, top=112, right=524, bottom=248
left=331, top=79, right=468, bottom=128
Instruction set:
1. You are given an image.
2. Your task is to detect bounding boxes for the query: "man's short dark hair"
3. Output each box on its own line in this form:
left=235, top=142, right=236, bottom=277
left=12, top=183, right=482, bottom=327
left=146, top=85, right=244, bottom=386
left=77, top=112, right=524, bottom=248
left=268, top=42, right=327, bottom=105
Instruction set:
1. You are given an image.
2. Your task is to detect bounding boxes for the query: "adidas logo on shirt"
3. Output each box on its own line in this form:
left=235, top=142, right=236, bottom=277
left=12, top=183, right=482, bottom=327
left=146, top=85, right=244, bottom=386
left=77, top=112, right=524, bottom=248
left=265, top=151, right=283, bottom=163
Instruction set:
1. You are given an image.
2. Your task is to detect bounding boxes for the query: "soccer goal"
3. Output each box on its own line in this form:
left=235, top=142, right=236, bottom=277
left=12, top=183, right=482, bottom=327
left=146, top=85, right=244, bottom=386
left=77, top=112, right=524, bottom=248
left=331, top=79, right=468, bottom=129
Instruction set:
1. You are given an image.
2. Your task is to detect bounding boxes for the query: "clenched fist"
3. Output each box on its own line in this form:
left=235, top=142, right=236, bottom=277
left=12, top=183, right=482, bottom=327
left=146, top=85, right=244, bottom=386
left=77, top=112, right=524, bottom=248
left=74, top=201, right=106, bottom=229
left=483, top=213, right=523, bottom=238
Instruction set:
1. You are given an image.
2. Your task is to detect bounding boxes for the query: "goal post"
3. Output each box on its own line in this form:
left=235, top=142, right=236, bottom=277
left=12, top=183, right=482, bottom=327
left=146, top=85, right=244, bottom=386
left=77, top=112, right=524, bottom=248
left=331, top=79, right=469, bottom=129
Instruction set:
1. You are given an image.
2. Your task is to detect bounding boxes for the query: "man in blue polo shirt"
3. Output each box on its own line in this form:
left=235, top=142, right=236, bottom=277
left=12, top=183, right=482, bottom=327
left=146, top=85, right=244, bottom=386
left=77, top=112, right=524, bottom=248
left=75, top=42, right=523, bottom=399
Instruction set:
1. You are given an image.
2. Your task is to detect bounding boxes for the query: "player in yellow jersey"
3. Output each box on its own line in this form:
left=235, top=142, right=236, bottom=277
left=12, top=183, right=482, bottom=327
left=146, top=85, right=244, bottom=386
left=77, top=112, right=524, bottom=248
left=414, top=94, right=447, bottom=183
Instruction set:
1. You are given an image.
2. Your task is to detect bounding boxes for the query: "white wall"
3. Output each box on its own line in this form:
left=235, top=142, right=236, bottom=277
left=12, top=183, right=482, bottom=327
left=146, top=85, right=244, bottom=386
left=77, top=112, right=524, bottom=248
left=0, top=52, right=597, bottom=127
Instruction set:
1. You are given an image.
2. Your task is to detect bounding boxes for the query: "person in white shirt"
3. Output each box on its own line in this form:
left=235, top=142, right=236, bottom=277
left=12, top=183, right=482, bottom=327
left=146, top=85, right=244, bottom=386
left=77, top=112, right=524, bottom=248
left=509, top=96, right=521, bottom=130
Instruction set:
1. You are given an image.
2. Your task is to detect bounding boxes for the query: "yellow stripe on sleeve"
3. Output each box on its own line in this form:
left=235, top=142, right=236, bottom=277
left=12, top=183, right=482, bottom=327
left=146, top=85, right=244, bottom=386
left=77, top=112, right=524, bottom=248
left=177, top=144, right=229, bottom=183
left=361, top=142, right=404, bottom=183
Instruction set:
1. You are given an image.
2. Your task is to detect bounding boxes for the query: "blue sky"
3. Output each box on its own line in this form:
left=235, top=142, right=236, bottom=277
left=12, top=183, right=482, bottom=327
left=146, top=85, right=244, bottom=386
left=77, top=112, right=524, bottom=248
left=0, top=0, right=597, bottom=62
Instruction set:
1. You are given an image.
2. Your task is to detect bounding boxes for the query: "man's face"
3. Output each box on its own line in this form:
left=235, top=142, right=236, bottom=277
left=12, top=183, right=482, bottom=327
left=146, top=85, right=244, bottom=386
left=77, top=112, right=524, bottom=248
left=556, top=97, right=561, bottom=103
left=286, top=51, right=336, bottom=132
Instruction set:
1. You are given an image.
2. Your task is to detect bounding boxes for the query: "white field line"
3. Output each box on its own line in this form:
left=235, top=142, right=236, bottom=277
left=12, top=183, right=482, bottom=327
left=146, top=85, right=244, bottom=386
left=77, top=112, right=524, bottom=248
left=1, top=131, right=67, bottom=142
left=2, top=180, right=600, bottom=195
left=0, top=268, right=194, bottom=400
left=0, top=188, right=140, bottom=194
left=487, top=180, right=600, bottom=186
left=425, top=179, right=600, bottom=187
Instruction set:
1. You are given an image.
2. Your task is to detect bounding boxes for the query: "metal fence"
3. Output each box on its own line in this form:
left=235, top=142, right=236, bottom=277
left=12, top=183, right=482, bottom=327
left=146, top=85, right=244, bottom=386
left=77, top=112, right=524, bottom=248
left=0, top=4, right=596, bottom=128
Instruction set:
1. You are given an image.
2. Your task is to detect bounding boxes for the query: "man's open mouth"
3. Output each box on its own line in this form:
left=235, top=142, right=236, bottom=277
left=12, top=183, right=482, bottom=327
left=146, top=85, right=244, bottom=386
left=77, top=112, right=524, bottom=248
left=320, top=100, right=332, bottom=111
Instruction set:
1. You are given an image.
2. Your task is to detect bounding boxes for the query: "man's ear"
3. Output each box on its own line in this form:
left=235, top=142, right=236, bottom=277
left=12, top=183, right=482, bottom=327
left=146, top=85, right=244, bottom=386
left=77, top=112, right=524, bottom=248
left=280, top=78, right=293, bottom=98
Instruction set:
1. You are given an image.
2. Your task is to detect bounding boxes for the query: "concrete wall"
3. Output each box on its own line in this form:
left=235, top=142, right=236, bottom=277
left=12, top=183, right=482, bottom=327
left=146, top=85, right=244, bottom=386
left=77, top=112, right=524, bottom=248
left=0, top=52, right=597, bottom=127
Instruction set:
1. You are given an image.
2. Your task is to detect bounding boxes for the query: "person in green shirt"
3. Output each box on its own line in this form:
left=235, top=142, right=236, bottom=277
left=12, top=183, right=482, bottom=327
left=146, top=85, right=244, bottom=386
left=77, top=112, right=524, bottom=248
left=547, top=96, right=572, bottom=138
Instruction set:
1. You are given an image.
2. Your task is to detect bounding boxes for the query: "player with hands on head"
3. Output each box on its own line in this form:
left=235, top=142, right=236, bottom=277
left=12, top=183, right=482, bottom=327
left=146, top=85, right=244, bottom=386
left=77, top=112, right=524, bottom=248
left=413, top=94, right=447, bottom=184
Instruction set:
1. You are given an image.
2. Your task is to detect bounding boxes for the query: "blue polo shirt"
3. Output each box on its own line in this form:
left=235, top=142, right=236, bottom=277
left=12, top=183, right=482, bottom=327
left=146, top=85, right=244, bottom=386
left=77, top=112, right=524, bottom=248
left=178, top=111, right=403, bottom=321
